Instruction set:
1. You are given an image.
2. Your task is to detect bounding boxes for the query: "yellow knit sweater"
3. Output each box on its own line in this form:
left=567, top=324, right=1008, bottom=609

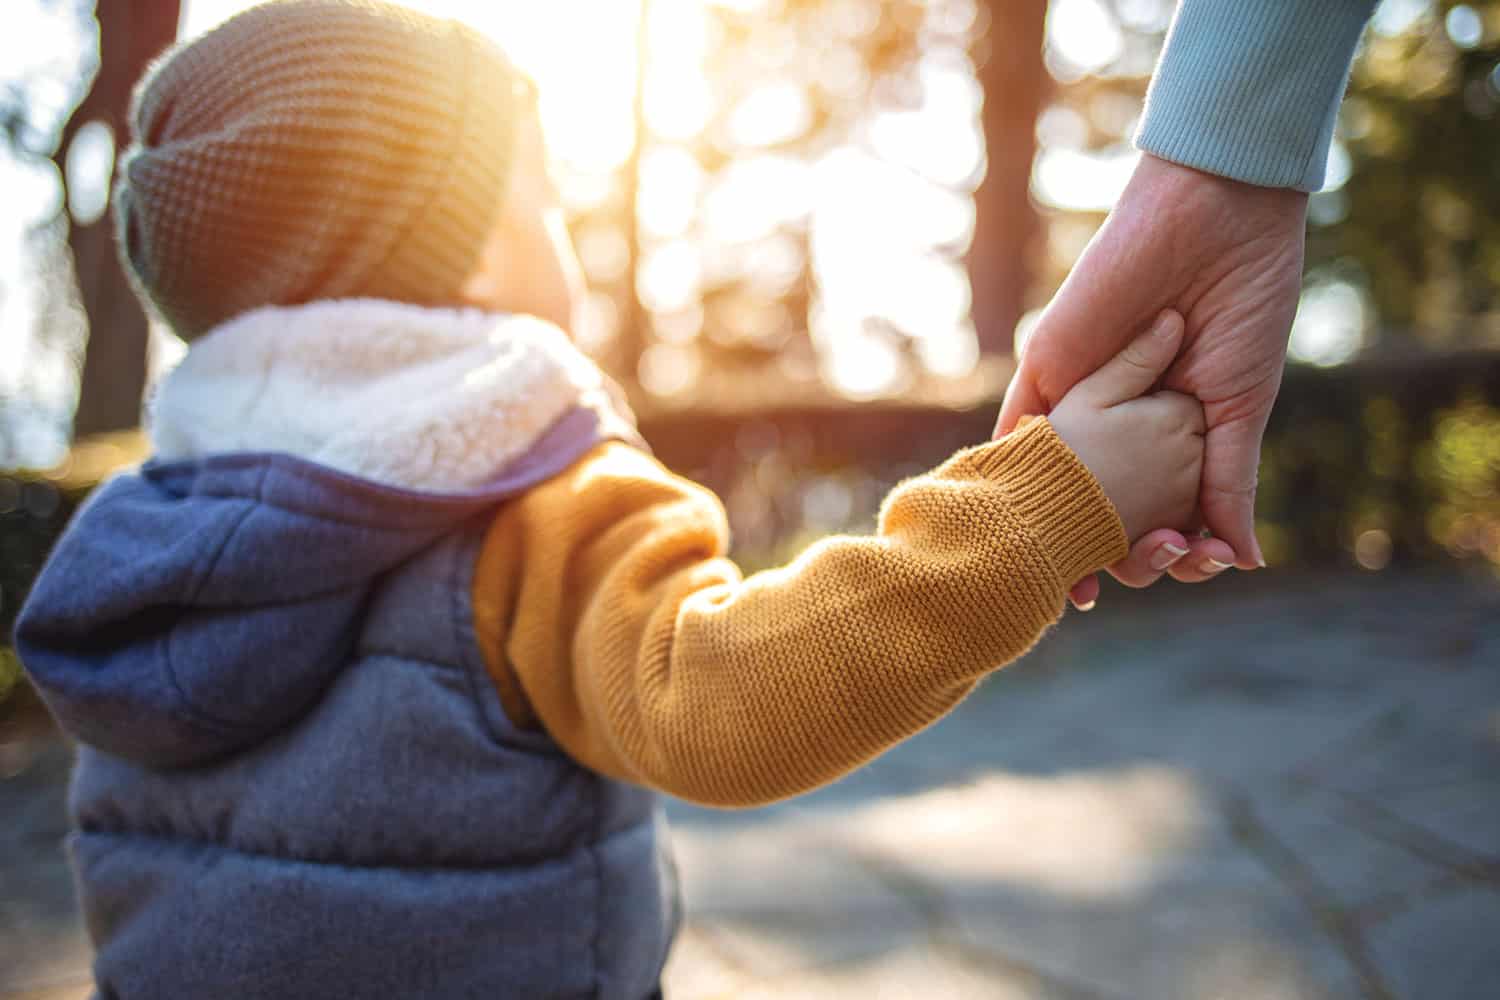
left=471, top=416, right=1127, bottom=808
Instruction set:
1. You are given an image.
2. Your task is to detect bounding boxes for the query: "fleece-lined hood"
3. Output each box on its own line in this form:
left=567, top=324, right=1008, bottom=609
left=16, top=301, right=636, bottom=767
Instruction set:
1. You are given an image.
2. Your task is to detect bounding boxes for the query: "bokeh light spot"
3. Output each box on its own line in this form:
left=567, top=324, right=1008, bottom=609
left=1445, top=5, right=1484, bottom=49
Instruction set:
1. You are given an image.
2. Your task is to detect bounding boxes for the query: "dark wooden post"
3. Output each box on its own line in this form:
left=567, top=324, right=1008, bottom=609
left=968, top=0, right=1049, bottom=357
left=58, top=0, right=180, bottom=437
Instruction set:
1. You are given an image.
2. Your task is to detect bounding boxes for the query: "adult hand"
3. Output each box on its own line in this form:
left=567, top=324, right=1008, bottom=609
left=996, top=154, right=1307, bottom=604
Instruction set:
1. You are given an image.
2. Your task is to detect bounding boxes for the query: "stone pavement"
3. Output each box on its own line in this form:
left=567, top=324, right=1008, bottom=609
left=3, top=569, right=1497, bottom=999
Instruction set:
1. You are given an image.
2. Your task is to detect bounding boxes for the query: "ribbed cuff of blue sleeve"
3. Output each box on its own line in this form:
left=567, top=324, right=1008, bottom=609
left=1135, top=0, right=1376, bottom=192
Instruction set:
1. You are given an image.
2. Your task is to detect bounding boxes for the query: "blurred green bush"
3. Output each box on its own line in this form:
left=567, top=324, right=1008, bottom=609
left=648, top=354, right=1500, bottom=574
left=0, top=646, right=19, bottom=708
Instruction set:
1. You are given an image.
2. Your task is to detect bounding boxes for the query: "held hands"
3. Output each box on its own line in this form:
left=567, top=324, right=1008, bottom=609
left=997, top=154, right=1308, bottom=604
left=1049, top=312, right=1204, bottom=544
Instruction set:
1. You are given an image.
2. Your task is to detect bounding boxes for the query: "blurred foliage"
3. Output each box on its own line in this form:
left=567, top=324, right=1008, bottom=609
left=1421, top=390, right=1500, bottom=561
left=6, top=1, right=1500, bottom=709
left=0, top=0, right=94, bottom=159
left=0, top=0, right=96, bottom=468
left=6, top=0, right=1498, bottom=444
left=3, top=355, right=1495, bottom=711
left=1255, top=358, right=1500, bottom=569
left=0, top=217, right=91, bottom=470
left=2, top=0, right=997, bottom=457
left=1313, top=0, right=1500, bottom=347
left=0, top=647, right=19, bottom=708
left=603, top=0, right=989, bottom=406
left=643, top=355, right=1500, bottom=574
left=1037, top=0, right=1500, bottom=354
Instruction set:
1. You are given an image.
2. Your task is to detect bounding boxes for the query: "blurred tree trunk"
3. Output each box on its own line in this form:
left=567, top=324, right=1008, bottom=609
left=617, top=0, right=650, bottom=384
left=969, top=0, right=1049, bottom=357
left=58, top=0, right=179, bottom=437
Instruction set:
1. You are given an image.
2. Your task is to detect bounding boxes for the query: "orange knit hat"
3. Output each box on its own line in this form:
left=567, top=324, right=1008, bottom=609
left=115, top=0, right=527, bottom=339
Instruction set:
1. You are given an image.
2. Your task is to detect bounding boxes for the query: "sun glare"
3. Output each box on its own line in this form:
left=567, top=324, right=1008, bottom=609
left=0, top=0, right=1008, bottom=458
left=180, top=0, right=644, bottom=176
left=178, top=0, right=990, bottom=402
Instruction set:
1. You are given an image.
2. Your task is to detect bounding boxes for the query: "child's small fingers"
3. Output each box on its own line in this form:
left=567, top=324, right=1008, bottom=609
left=1069, top=574, right=1101, bottom=611
left=1166, top=537, right=1239, bottom=583
left=1150, top=390, right=1206, bottom=435
left=1074, top=310, right=1184, bottom=408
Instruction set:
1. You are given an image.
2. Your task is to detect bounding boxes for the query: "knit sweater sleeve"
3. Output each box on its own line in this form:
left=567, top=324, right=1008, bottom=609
left=1135, top=0, right=1377, bottom=192
left=471, top=417, right=1127, bottom=807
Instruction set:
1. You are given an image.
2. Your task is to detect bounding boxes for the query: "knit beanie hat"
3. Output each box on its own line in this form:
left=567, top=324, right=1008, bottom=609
left=115, top=0, right=526, bottom=340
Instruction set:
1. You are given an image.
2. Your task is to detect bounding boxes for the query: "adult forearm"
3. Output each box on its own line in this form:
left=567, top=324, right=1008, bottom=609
left=1136, top=0, right=1378, bottom=192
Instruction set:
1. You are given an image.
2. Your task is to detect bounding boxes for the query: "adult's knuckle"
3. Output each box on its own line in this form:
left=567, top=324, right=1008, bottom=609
left=1205, top=480, right=1258, bottom=499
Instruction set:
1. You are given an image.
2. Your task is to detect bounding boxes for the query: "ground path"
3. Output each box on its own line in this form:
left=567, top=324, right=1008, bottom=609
left=4, top=570, right=1497, bottom=999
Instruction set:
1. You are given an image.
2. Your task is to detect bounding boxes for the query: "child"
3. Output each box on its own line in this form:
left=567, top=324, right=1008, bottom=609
left=15, top=2, right=1205, bottom=997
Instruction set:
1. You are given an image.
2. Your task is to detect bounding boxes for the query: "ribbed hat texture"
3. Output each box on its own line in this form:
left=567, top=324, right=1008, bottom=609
left=116, top=0, right=524, bottom=339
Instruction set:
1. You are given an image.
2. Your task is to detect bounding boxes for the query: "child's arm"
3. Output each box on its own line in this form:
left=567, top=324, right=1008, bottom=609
left=473, top=319, right=1201, bottom=807
left=474, top=418, right=1123, bottom=807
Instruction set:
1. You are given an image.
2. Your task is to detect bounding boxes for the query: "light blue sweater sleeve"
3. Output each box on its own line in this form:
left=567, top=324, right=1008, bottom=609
left=1135, top=0, right=1378, bottom=192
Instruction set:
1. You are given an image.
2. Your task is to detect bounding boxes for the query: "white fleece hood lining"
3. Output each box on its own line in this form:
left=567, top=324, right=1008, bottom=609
left=149, top=299, right=624, bottom=492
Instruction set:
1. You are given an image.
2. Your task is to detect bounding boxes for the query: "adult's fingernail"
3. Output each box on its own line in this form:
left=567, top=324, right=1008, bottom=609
left=1076, top=600, right=1096, bottom=612
left=1201, top=558, right=1234, bottom=574
left=1250, top=533, right=1267, bottom=569
left=1150, top=543, right=1190, bottom=571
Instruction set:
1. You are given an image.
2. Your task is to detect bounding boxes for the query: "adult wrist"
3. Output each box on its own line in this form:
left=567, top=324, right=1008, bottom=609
left=1117, top=154, right=1309, bottom=293
left=1130, top=153, right=1310, bottom=212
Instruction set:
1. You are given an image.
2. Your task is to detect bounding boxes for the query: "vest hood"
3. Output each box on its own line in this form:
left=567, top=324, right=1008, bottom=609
left=15, top=301, right=636, bottom=767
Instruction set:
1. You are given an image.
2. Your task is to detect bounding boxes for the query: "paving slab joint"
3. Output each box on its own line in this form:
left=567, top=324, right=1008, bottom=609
left=1222, top=791, right=1397, bottom=1000
left=834, top=838, right=1115, bottom=1000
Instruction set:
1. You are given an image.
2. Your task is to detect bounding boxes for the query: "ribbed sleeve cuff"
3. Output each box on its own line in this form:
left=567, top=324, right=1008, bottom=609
left=1135, top=0, right=1376, bottom=192
left=967, top=418, right=1129, bottom=586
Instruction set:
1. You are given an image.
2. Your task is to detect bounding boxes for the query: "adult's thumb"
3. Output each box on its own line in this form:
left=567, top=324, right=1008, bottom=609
left=994, top=367, right=1047, bottom=438
left=1076, top=310, right=1184, bottom=407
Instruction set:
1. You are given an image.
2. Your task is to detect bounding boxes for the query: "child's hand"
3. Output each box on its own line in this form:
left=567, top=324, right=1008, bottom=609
left=1048, top=312, right=1204, bottom=542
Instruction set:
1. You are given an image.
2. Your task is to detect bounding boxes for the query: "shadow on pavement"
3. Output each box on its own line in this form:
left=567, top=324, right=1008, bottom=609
left=3, top=569, right=1498, bottom=999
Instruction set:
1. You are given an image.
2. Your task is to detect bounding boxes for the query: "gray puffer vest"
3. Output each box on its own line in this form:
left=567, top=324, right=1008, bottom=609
left=17, top=402, right=678, bottom=999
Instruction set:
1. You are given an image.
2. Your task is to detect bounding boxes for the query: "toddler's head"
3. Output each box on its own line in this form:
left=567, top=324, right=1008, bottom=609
left=116, top=0, right=581, bottom=339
